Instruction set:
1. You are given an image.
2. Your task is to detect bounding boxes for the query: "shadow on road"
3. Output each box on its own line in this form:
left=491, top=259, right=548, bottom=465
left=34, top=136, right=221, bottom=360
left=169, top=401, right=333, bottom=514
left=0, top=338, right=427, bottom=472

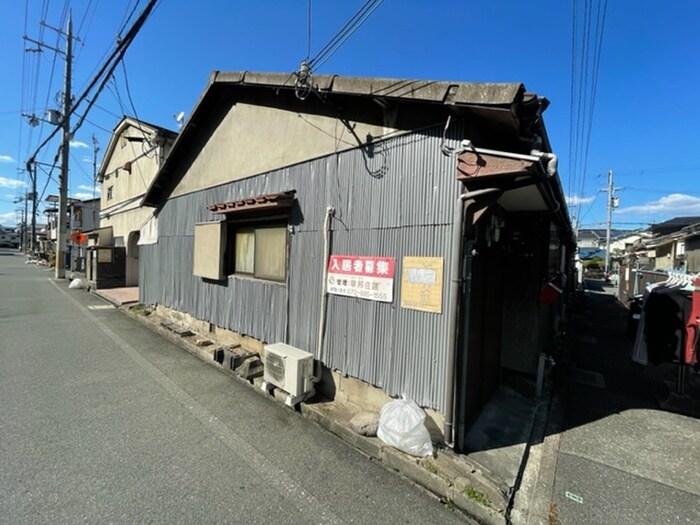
left=465, top=277, right=699, bottom=458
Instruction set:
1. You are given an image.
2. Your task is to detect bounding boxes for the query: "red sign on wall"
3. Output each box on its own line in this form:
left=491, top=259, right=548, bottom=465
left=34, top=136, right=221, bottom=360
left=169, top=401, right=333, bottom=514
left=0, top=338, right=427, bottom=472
left=327, top=255, right=395, bottom=303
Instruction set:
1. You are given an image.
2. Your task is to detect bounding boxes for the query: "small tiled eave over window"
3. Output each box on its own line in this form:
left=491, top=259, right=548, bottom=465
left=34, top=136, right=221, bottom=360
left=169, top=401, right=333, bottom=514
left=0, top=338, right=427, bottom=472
left=193, top=191, right=295, bottom=282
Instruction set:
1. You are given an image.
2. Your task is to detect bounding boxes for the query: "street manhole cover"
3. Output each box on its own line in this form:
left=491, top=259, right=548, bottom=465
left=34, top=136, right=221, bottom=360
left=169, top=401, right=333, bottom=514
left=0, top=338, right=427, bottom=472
left=566, top=368, right=607, bottom=388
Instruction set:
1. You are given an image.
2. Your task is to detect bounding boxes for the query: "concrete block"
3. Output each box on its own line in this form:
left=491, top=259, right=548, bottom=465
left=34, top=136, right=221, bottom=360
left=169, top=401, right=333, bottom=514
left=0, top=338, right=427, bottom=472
left=221, top=346, right=240, bottom=369
left=172, top=326, right=194, bottom=337
left=235, top=356, right=263, bottom=380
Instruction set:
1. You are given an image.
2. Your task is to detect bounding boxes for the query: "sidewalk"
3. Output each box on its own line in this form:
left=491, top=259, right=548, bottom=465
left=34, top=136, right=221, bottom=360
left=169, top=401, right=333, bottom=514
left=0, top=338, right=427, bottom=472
left=119, top=303, right=555, bottom=525
left=93, top=286, right=139, bottom=306
left=539, top=281, right=700, bottom=525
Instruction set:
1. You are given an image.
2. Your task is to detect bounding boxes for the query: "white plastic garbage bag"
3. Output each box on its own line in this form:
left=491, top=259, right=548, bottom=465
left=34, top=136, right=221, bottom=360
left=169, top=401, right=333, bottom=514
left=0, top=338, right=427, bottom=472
left=377, top=397, right=433, bottom=457
left=68, top=278, right=86, bottom=289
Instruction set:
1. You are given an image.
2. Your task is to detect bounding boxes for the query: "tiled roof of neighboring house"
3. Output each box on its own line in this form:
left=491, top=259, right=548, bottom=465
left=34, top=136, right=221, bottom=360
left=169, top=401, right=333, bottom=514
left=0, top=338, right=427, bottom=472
left=577, top=228, right=632, bottom=241
left=650, top=216, right=700, bottom=234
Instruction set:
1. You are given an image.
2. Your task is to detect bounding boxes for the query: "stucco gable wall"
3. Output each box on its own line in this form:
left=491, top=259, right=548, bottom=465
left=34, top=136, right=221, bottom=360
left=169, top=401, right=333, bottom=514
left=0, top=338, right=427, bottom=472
left=171, top=102, right=395, bottom=199
left=100, top=124, right=164, bottom=240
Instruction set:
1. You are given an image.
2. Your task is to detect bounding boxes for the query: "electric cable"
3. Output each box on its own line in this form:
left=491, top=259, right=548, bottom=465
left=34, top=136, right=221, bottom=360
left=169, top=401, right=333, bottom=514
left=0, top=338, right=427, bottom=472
left=306, top=0, right=311, bottom=60
left=27, top=0, right=159, bottom=163
left=120, top=58, right=156, bottom=149
left=309, top=0, right=379, bottom=67
left=568, top=0, right=608, bottom=225
left=308, top=0, right=384, bottom=72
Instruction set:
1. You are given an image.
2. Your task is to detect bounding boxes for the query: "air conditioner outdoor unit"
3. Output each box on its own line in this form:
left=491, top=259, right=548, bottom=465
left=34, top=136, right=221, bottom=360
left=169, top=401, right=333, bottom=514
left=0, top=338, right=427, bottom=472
left=262, top=343, right=315, bottom=406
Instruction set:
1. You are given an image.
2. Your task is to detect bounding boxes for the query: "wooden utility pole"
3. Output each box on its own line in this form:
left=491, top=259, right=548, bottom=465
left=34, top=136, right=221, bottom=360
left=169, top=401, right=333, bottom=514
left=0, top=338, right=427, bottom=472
left=56, top=14, right=72, bottom=279
left=30, top=164, right=37, bottom=254
left=603, top=170, right=620, bottom=274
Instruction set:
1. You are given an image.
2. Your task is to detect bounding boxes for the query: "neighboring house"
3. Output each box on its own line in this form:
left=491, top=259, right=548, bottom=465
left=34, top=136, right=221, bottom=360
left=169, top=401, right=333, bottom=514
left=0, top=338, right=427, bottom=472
left=0, top=225, right=20, bottom=248
left=577, top=229, right=606, bottom=249
left=683, top=224, right=700, bottom=272
left=646, top=220, right=700, bottom=272
left=68, top=198, right=100, bottom=272
left=139, top=71, right=573, bottom=451
left=649, top=216, right=700, bottom=237
left=609, top=231, right=647, bottom=255
left=44, top=195, right=79, bottom=264
left=43, top=196, right=100, bottom=269
left=576, top=228, right=630, bottom=259
left=89, top=116, right=176, bottom=288
left=617, top=219, right=700, bottom=301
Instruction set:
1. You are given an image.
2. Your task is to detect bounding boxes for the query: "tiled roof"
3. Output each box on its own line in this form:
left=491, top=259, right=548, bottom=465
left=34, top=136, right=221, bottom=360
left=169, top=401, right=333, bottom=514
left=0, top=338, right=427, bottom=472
left=207, top=191, right=296, bottom=214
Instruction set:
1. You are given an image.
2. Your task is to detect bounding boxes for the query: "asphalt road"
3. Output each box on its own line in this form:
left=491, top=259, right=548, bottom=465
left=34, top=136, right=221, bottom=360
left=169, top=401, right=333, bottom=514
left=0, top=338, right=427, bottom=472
left=551, top=283, right=700, bottom=525
left=0, top=249, right=469, bottom=524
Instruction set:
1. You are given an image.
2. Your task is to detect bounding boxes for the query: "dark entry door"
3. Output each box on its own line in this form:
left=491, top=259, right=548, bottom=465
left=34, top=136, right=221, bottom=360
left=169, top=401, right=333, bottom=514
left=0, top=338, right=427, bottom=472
left=455, top=217, right=506, bottom=451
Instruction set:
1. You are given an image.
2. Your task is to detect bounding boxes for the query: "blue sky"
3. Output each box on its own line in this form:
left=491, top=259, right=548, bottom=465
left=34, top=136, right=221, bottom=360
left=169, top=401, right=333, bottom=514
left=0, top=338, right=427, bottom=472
left=0, top=0, right=698, bottom=230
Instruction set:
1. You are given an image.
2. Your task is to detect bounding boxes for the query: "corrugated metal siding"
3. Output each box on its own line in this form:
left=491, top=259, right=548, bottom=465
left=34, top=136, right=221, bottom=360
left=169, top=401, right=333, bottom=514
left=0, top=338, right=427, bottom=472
left=140, top=124, right=463, bottom=410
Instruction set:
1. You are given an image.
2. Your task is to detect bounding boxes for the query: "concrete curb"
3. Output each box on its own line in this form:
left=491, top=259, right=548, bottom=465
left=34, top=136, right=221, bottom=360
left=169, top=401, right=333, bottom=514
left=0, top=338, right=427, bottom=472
left=122, top=306, right=508, bottom=524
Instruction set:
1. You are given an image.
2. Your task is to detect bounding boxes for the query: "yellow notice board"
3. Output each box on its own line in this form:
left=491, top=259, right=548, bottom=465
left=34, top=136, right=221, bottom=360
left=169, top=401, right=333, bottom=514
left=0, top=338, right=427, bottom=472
left=400, top=256, right=444, bottom=313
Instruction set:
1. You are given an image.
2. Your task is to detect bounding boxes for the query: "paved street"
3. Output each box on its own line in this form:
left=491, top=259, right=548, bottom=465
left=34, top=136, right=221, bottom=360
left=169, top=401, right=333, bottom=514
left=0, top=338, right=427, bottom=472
left=550, top=282, right=700, bottom=525
left=0, top=249, right=470, bottom=525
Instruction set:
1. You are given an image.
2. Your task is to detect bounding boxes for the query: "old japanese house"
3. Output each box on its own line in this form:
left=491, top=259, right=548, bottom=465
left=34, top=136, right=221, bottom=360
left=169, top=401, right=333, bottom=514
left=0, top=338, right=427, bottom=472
left=139, top=71, right=573, bottom=449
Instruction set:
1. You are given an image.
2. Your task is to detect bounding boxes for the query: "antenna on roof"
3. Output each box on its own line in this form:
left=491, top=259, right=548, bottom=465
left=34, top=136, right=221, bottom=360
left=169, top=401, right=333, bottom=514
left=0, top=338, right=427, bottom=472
left=174, top=111, right=185, bottom=130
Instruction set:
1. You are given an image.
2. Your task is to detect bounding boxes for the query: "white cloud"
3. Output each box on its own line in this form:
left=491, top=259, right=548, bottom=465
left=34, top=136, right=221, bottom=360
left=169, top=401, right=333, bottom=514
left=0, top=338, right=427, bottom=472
left=70, top=140, right=89, bottom=149
left=0, top=155, right=15, bottom=163
left=77, top=184, right=100, bottom=193
left=0, top=177, right=26, bottom=189
left=566, top=194, right=594, bottom=206
left=82, top=156, right=92, bottom=163
left=0, top=211, right=18, bottom=226
left=617, top=193, right=700, bottom=216
left=70, top=192, right=98, bottom=200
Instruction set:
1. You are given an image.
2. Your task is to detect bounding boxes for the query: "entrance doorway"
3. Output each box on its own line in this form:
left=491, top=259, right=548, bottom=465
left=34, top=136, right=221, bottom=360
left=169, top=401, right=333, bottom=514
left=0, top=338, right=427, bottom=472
left=126, top=231, right=140, bottom=286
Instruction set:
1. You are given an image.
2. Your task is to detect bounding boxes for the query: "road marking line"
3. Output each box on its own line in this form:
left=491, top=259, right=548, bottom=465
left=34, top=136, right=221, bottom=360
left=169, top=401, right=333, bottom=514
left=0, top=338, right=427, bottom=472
left=48, top=279, right=344, bottom=525
left=565, top=491, right=584, bottom=504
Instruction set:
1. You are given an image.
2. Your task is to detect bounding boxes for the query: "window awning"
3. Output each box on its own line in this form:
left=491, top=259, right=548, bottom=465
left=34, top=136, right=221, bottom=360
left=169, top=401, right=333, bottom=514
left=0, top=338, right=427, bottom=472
left=207, top=190, right=296, bottom=215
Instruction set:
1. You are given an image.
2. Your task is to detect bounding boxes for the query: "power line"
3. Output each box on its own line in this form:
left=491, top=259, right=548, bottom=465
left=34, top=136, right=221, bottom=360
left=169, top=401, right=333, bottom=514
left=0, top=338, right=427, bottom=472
left=27, top=0, right=160, bottom=164
left=567, top=0, right=608, bottom=223
left=93, top=102, right=122, bottom=119
left=308, top=0, right=384, bottom=72
left=82, top=116, right=114, bottom=134
left=306, top=0, right=312, bottom=60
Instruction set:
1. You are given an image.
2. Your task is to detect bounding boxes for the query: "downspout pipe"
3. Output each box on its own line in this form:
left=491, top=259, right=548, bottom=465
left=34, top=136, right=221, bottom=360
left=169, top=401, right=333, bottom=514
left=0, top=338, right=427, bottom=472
left=312, top=206, right=336, bottom=383
left=443, top=187, right=501, bottom=447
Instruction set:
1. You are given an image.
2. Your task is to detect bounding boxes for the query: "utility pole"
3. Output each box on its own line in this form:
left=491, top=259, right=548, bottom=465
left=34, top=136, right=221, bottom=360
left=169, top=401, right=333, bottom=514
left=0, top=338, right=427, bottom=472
left=603, top=169, right=620, bottom=274
left=56, top=14, right=72, bottom=279
left=30, top=164, right=37, bottom=254
left=92, top=134, right=99, bottom=227
left=23, top=192, right=29, bottom=253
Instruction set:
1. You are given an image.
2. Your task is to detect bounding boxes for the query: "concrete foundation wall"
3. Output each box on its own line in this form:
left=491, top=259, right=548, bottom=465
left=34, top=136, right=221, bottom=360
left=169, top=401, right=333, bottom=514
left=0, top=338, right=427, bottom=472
left=153, top=303, right=444, bottom=434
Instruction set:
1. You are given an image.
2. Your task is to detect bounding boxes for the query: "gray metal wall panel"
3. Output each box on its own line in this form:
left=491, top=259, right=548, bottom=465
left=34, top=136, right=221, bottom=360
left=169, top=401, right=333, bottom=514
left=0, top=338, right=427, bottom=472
left=141, top=124, right=463, bottom=411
